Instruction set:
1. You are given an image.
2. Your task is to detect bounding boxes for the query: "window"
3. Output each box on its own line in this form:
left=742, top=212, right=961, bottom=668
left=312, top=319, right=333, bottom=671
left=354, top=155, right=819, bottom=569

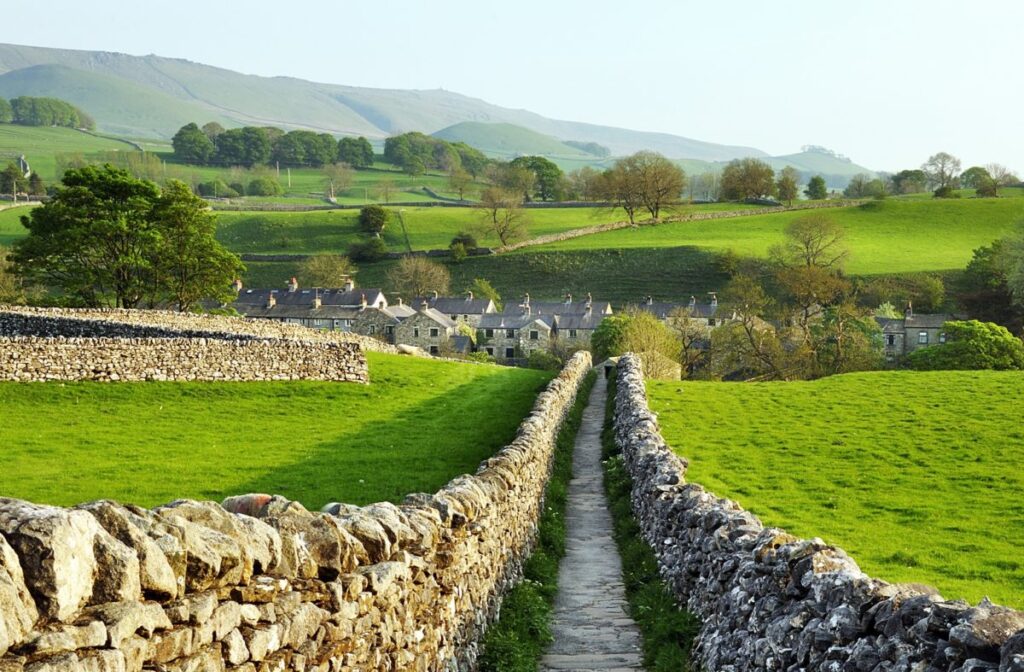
left=505, top=347, right=515, bottom=359
left=918, top=331, right=928, bottom=344
left=886, top=334, right=895, bottom=346
left=485, top=328, right=494, bottom=338
left=462, top=314, right=468, bottom=320
left=414, top=327, right=420, bottom=338
left=529, top=330, right=539, bottom=340
left=569, top=329, right=577, bottom=338
left=429, top=345, right=439, bottom=355
left=430, top=328, right=439, bottom=337
left=385, top=326, right=394, bottom=335
left=506, top=329, right=515, bottom=338
left=485, top=347, right=494, bottom=356
left=939, top=332, right=947, bottom=343
left=708, top=318, right=716, bottom=327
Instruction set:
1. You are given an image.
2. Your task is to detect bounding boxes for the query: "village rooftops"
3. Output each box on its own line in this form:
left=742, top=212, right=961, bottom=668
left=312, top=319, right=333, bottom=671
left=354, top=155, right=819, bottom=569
left=499, top=293, right=612, bottom=317
left=633, top=295, right=724, bottom=320
left=233, top=286, right=387, bottom=310
left=478, top=312, right=554, bottom=331
left=552, top=312, right=606, bottom=331
left=412, top=292, right=496, bottom=316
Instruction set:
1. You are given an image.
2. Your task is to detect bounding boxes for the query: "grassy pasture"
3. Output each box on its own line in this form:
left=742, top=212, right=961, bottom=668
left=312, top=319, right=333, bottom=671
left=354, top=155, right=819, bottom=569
left=535, top=199, right=1024, bottom=275
left=647, top=371, right=1024, bottom=608
left=0, top=352, right=553, bottom=510
left=0, top=125, right=139, bottom=182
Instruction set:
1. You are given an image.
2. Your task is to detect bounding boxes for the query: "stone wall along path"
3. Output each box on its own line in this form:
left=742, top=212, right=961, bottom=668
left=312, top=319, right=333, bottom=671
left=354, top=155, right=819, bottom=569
left=540, top=375, right=644, bottom=672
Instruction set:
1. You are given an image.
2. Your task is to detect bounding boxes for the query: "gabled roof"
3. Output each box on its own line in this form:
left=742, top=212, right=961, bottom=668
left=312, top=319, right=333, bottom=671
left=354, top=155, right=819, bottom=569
left=906, top=313, right=960, bottom=329
left=554, top=313, right=606, bottom=331
left=383, top=303, right=417, bottom=320
left=478, top=313, right=554, bottom=330
left=500, top=299, right=612, bottom=317
left=405, top=306, right=457, bottom=329
left=633, top=299, right=723, bottom=320
left=237, top=305, right=364, bottom=320
left=234, top=287, right=386, bottom=308
left=412, top=295, right=496, bottom=316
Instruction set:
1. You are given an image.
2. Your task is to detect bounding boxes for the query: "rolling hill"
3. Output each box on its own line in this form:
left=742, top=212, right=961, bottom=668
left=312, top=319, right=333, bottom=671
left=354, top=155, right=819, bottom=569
left=433, top=122, right=597, bottom=159
left=0, top=42, right=765, bottom=161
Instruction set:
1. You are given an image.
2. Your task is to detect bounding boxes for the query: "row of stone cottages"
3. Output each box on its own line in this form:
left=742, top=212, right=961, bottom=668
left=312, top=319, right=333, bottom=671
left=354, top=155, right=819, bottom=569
left=229, top=278, right=954, bottom=364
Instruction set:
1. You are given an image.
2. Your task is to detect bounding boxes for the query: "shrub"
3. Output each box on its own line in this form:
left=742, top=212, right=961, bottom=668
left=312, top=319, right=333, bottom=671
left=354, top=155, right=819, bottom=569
left=347, top=237, right=388, bottom=262
left=933, top=185, right=960, bottom=199
left=451, top=231, right=478, bottom=250
left=196, top=180, right=239, bottom=198
left=228, top=182, right=246, bottom=196
left=527, top=349, right=562, bottom=371
left=358, top=205, right=389, bottom=234
left=908, top=320, right=1024, bottom=370
left=449, top=242, right=467, bottom=264
left=246, top=176, right=283, bottom=196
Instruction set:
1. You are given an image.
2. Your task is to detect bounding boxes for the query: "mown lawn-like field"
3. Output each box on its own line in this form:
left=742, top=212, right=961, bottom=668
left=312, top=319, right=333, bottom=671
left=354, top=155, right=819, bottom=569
left=536, top=199, right=1024, bottom=275
left=0, top=125, right=139, bottom=181
left=646, top=371, right=1024, bottom=608
left=0, top=352, right=553, bottom=510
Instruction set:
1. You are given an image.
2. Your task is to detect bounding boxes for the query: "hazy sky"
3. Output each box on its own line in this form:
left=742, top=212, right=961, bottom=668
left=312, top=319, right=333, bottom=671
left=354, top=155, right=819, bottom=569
left=3, top=0, right=1021, bottom=172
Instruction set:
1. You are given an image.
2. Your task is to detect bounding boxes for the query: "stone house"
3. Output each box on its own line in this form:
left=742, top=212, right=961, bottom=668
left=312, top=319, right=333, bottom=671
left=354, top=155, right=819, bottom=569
left=412, top=292, right=497, bottom=327
left=876, top=306, right=960, bottom=363
left=231, top=278, right=388, bottom=331
left=477, top=311, right=555, bottom=363
left=501, top=293, right=613, bottom=320
left=496, top=293, right=613, bottom=353
left=635, top=294, right=735, bottom=331
left=551, top=311, right=606, bottom=352
left=395, top=302, right=460, bottom=355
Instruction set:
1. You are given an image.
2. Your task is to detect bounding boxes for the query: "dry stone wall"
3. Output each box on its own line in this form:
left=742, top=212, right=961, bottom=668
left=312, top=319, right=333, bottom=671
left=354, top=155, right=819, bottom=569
left=0, top=336, right=367, bottom=383
left=612, top=353, right=1024, bottom=672
left=0, top=351, right=592, bottom=671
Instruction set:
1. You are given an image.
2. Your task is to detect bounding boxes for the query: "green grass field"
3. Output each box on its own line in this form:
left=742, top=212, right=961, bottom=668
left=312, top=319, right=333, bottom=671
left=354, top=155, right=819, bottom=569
left=0, top=204, right=36, bottom=246
left=0, top=352, right=553, bottom=510
left=535, top=199, right=1024, bottom=275
left=647, top=371, right=1024, bottom=608
left=0, top=125, right=139, bottom=182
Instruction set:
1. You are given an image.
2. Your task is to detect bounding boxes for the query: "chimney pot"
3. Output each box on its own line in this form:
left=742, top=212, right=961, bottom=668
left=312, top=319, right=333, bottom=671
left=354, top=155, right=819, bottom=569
left=344, top=278, right=354, bottom=292
left=467, top=290, right=474, bottom=301
left=361, top=293, right=368, bottom=309
left=432, top=290, right=439, bottom=300
left=288, top=277, right=298, bottom=292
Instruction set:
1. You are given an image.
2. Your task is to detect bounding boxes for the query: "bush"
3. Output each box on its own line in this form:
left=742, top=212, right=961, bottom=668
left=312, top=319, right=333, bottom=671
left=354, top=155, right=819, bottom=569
left=451, top=231, right=478, bottom=250
left=527, top=349, right=562, bottom=371
left=196, top=180, right=239, bottom=198
left=246, top=176, right=283, bottom=196
left=228, top=182, right=246, bottom=196
left=358, top=205, right=389, bottom=234
left=933, top=185, right=960, bottom=199
left=347, top=237, right=388, bottom=262
left=908, top=320, right=1024, bottom=370
left=449, top=242, right=467, bottom=264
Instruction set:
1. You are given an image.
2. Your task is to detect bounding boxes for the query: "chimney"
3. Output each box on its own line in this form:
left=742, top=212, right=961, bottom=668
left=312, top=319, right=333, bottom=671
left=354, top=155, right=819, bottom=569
left=266, top=292, right=276, bottom=309
left=709, top=292, right=718, bottom=308
left=565, top=293, right=572, bottom=305
left=233, top=278, right=243, bottom=293
left=396, top=297, right=403, bottom=306
left=689, top=295, right=696, bottom=309
left=432, top=290, right=439, bottom=300
left=288, top=277, right=298, bottom=293
left=905, top=301, right=913, bottom=318
left=420, top=300, right=430, bottom=313
left=313, top=288, right=322, bottom=310
left=361, top=293, right=368, bottom=309
left=344, top=278, right=355, bottom=292
left=466, top=290, right=474, bottom=301
left=646, top=296, right=653, bottom=306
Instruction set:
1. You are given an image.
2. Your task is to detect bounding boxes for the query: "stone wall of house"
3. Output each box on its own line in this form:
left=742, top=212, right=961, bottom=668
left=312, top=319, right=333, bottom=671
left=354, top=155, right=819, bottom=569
left=0, top=307, right=401, bottom=355
left=0, top=336, right=368, bottom=383
left=612, top=353, right=1024, bottom=672
left=0, top=351, right=593, bottom=671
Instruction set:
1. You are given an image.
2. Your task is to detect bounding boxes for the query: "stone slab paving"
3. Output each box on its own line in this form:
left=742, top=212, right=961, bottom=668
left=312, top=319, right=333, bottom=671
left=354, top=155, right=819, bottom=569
left=540, top=375, right=645, bottom=671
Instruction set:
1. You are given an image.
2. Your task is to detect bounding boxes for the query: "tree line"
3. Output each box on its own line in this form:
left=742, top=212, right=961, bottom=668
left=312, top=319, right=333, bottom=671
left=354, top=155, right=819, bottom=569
left=0, top=96, right=95, bottom=130
left=171, top=121, right=375, bottom=169
left=844, top=153, right=1020, bottom=199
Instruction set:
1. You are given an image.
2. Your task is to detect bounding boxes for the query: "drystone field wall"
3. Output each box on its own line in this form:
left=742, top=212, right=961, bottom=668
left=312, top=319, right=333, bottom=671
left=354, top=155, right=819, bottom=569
left=0, top=307, right=400, bottom=355
left=612, top=353, right=1024, bottom=672
left=0, top=337, right=367, bottom=383
left=0, top=351, right=592, bottom=672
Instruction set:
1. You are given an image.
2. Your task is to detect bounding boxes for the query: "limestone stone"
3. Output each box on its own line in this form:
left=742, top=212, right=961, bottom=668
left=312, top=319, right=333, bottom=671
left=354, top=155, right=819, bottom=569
left=82, top=601, right=172, bottom=649
left=0, top=535, right=38, bottom=656
left=19, top=621, right=106, bottom=656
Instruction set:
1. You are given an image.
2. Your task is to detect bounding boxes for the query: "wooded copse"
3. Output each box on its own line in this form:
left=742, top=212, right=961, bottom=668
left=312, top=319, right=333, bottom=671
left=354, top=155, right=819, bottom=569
left=0, top=96, right=95, bottom=130
left=171, top=122, right=374, bottom=168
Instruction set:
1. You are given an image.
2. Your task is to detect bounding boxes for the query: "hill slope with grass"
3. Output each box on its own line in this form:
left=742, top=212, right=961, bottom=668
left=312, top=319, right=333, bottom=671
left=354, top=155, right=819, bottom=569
left=433, top=122, right=597, bottom=159
left=0, top=42, right=766, bottom=160
left=647, top=370, right=1024, bottom=608
left=0, top=352, right=553, bottom=509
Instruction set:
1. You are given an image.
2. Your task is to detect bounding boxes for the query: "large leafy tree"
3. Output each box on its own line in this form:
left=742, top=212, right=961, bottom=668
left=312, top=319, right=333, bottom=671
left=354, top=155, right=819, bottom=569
left=215, top=127, right=272, bottom=167
left=908, top=320, right=1024, bottom=370
left=719, top=158, right=777, bottom=201
left=509, top=156, right=566, bottom=202
left=804, top=175, right=828, bottom=200
left=150, top=180, right=245, bottom=311
left=171, top=123, right=215, bottom=164
left=13, top=166, right=242, bottom=309
left=337, top=136, right=375, bottom=168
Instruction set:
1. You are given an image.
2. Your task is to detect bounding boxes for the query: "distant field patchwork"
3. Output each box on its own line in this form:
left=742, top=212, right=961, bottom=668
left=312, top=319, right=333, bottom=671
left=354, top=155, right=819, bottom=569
left=0, top=352, right=553, bottom=510
left=647, top=371, right=1024, bottom=608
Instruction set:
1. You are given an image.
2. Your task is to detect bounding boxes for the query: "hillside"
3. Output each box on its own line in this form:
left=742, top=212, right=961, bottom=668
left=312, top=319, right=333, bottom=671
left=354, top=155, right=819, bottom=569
left=0, top=42, right=765, bottom=161
left=0, top=351, right=552, bottom=509
left=433, top=122, right=594, bottom=159
left=647, top=370, right=1024, bottom=608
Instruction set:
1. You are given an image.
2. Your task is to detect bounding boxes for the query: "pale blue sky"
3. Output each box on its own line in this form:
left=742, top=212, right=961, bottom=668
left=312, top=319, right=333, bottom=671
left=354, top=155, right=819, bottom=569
left=3, top=0, right=1021, bottom=172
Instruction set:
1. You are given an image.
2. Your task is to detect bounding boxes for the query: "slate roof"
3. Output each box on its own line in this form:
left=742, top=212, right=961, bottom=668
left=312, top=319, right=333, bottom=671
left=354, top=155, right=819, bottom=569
left=633, top=297, right=723, bottom=320
left=554, top=313, right=606, bottom=331
left=409, top=305, right=457, bottom=329
left=875, top=313, right=961, bottom=331
left=478, top=313, right=554, bottom=331
left=237, top=305, right=364, bottom=320
left=234, top=287, right=387, bottom=308
left=500, top=299, right=612, bottom=317
left=412, top=295, right=496, bottom=316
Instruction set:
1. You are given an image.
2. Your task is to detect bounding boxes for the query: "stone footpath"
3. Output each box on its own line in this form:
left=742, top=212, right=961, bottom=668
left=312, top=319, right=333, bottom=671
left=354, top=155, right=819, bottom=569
left=540, top=376, right=644, bottom=672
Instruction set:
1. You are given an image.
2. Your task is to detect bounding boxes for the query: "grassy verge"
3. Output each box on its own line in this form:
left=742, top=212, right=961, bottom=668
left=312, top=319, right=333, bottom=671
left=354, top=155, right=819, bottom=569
left=0, top=352, right=553, bottom=509
left=601, top=376, right=701, bottom=671
left=478, top=371, right=596, bottom=672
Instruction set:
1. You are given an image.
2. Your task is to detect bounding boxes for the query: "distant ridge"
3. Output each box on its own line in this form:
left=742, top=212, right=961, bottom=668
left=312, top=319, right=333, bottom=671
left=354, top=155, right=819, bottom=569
left=0, top=42, right=765, bottom=161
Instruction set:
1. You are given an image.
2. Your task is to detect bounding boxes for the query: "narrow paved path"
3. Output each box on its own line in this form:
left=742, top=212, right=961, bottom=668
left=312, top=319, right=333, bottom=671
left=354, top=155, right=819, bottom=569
left=540, top=375, right=644, bottom=671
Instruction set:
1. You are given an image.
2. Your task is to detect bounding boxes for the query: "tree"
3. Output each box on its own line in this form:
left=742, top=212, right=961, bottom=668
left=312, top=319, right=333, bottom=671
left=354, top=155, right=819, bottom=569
left=215, top=127, right=271, bottom=167
left=337, top=137, right=375, bottom=168
left=509, top=156, right=565, bottom=202
left=567, top=167, right=602, bottom=201
left=776, top=166, right=799, bottom=205
left=922, top=151, right=961, bottom=191
left=804, top=175, right=827, bottom=200
left=13, top=165, right=240, bottom=309
left=0, top=162, right=27, bottom=197
left=386, top=256, right=451, bottom=298
left=171, top=123, right=216, bottom=164
left=622, top=150, right=686, bottom=220
left=478, top=187, right=527, bottom=245
left=773, top=214, right=848, bottom=270
left=246, top=176, right=283, bottom=196
left=358, top=205, right=390, bottom=234
left=597, top=163, right=643, bottom=224
left=591, top=309, right=682, bottom=379
left=201, top=122, right=225, bottom=141
left=891, top=169, right=928, bottom=194
left=0, top=245, right=38, bottom=304
left=719, top=158, right=777, bottom=201
left=811, top=301, right=883, bottom=375
left=348, top=237, right=388, bottom=262
left=150, top=180, right=244, bottom=311
left=843, top=173, right=875, bottom=198
left=907, top=320, right=1024, bottom=370
left=322, top=163, right=353, bottom=200
left=955, top=239, right=1023, bottom=334
left=377, top=178, right=395, bottom=204
left=299, top=254, right=356, bottom=288
left=27, top=172, right=45, bottom=196
left=960, top=166, right=992, bottom=189
left=469, top=277, right=502, bottom=311
left=666, top=307, right=710, bottom=377
left=0, top=98, right=12, bottom=123
left=986, top=163, right=1018, bottom=187
left=448, top=167, right=472, bottom=200
left=711, top=274, right=793, bottom=380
